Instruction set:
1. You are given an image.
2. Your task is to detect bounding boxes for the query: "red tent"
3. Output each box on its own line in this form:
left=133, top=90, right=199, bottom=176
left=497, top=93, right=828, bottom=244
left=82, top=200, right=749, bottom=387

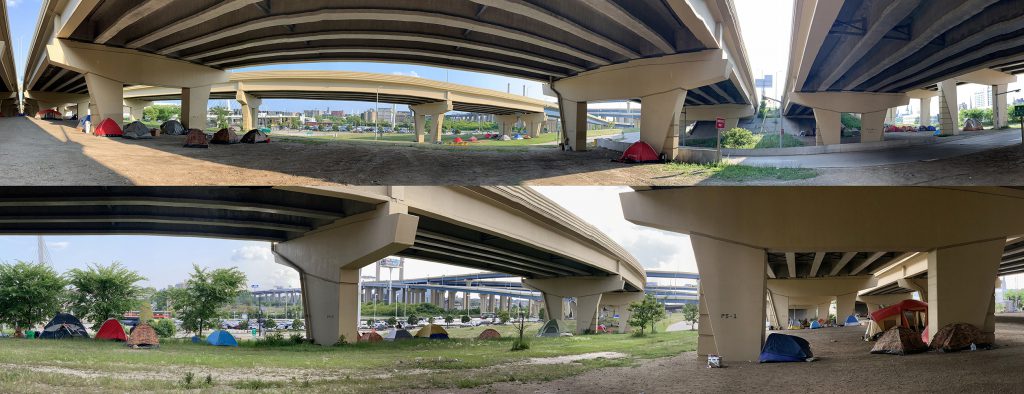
left=616, top=141, right=661, bottom=163
left=871, top=299, right=927, bottom=330
left=93, top=118, right=123, bottom=137
left=95, top=318, right=128, bottom=342
left=37, top=109, right=62, bottom=120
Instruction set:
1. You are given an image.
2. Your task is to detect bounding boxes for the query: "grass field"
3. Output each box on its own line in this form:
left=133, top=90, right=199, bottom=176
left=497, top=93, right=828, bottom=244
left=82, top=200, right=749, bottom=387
left=684, top=133, right=807, bottom=149
left=0, top=319, right=695, bottom=392
left=663, top=161, right=818, bottom=182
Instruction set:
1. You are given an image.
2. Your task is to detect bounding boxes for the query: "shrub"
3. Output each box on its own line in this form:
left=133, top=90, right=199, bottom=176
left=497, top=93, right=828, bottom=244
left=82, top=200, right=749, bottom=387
left=289, top=333, right=305, bottom=344
left=720, top=128, right=756, bottom=149
left=841, top=113, right=861, bottom=129
left=291, top=318, right=303, bottom=331
left=387, top=317, right=397, bottom=326
left=151, top=319, right=177, bottom=338
left=511, top=338, right=530, bottom=351
left=461, top=315, right=471, bottom=324
left=407, top=315, right=419, bottom=325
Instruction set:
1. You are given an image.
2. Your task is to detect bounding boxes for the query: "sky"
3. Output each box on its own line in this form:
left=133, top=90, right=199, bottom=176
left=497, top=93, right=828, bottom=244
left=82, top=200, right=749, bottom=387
left=0, top=187, right=697, bottom=290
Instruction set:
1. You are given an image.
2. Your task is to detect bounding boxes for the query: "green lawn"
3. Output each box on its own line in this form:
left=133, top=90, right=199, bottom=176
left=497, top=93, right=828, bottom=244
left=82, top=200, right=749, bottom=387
left=685, top=133, right=806, bottom=149
left=0, top=326, right=696, bottom=392
left=664, top=161, right=818, bottom=182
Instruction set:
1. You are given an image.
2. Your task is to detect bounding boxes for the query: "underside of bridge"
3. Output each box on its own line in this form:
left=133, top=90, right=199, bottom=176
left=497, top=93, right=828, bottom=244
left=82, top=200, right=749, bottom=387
left=0, top=186, right=644, bottom=344
left=0, top=1, right=17, bottom=116
left=22, top=0, right=757, bottom=161
left=622, top=187, right=1024, bottom=362
left=784, top=0, right=1024, bottom=145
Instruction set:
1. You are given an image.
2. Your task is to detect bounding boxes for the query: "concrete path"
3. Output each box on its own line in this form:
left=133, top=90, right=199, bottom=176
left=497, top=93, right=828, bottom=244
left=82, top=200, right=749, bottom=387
left=729, top=129, right=1022, bottom=168
left=667, top=320, right=694, bottom=332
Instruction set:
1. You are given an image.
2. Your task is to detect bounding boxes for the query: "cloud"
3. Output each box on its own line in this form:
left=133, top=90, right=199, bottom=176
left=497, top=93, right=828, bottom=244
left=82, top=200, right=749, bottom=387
left=47, top=241, right=70, bottom=250
left=230, top=243, right=299, bottom=289
left=392, top=71, right=420, bottom=78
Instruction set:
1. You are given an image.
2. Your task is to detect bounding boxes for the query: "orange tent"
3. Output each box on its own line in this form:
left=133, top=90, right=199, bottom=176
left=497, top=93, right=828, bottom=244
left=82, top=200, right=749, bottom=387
left=95, top=318, right=128, bottom=341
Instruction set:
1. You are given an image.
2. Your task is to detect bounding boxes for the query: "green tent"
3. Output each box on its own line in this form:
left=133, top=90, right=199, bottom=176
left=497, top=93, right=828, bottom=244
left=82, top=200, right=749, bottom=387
left=537, top=320, right=568, bottom=337
left=259, top=128, right=272, bottom=134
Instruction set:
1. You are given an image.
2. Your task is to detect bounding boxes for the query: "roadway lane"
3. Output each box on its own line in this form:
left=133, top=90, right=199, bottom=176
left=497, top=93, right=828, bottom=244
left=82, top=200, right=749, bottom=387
left=730, top=129, right=1022, bottom=168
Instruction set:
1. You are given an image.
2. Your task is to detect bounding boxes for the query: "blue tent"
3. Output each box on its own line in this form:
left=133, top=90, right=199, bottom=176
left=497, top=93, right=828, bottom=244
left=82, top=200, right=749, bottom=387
left=759, top=333, right=813, bottom=363
left=843, top=315, right=860, bottom=326
left=207, top=330, right=238, bottom=347
left=809, top=320, right=822, bottom=329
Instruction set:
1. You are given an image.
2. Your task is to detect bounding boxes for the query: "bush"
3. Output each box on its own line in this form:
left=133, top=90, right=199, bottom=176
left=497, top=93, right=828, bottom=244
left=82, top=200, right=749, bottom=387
left=290, top=333, right=305, bottom=344
left=387, top=317, right=397, bottom=326
left=720, top=128, right=756, bottom=149
left=291, top=318, right=303, bottom=331
left=461, top=315, right=471, bottom=324
left=151, top=319, right=177, bottom=338
left=511, top=338, right=530, bottom=351
left=841, top=113, right=861, bottom=129
left=407, top=315, right=419, bottom=325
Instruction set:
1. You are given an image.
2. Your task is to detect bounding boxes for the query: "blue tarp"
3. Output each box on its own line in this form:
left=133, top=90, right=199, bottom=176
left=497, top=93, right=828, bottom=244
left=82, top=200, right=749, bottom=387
left=207, top=330, right=238, bottom=347
left=810, top=320, right=822, bottom=329
left=844, top=315, right=860, bottom=326
left=759, top=333, right=813, bottom=363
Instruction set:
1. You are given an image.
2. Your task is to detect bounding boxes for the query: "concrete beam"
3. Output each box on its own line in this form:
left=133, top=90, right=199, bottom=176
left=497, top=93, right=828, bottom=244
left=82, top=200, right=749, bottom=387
left=789, top=91, right=910, bottom=114
left=767, top=277, right=875, bottom=298
left=548, top=50, right=730, bottom=102
left=681, top=104, right=756, bottom=121
left=47, top=39, right=228, bottom=89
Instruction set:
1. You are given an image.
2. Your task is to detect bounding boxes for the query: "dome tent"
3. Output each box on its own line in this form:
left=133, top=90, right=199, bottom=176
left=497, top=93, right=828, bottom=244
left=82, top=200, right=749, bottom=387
left=871, top=326, right=927, bottom=355
left=122, top=121, right=153, bottom=140
left=759, top=333, right=813, bottom=363
left=615, top=141, right=662, bottom=163
left=95, top=318, right=128, bottom=341
left=93, top=118, right=123, bottom=137
left=537, top=319, right=569, bottom=337
left=241, top=129, right=270, bottom=144
left=477, top=328, right=501, bottom=340
left=207, top=330, right=238, bottom=347
left=414, top=324, right=449, bottom=339
left=211, top=128, right=241, bottom=144
left=161, top=120, right=187, bottom=135
left=127, top=322, right=160, bottom=349
left=384, top=329, right=413, bottom=341
left=183, top=129, right=209, bottom=148
left=359, top=331, right=384, bottom=343
left=39, top=313, right=90, bottom=339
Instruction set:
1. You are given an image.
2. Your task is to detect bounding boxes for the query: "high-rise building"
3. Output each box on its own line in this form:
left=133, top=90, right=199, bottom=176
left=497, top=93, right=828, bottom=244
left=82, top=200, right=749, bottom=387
left=972, top=86, right=993, bottom=109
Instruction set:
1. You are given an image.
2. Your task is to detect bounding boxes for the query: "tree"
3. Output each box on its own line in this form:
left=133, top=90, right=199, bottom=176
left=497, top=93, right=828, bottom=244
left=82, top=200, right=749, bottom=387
left=151, top=319, right=177, bottom=338
left=538, top=307, right=546, bottom=321
left=1007, top=289, right=1024, bottom=312
left=211, top=106, right=230, bottom=129
left=627, top=294, right=667, bottom=336
left=292, top=318, right=304, bottom=331
left=444, top=315, right=454, bottom=327
left=0, top=261, right=66, bottom=337
left=151, top=288, right=173, bottom=311
left=681, top=304, right=698, bottom=331
left=511, top=310, right=530, bottom=351
left=262, top=317, right=277, bottom=331
left=387, top=316, right=398, bottom=327
left=66, top=262, right=147, bottom=328
left=460, top=315, right=471, bottom=324
left=497, top=310, right=510, bottom=324
left=139, top=300, right=154, bottom=322
left=168, top=265, right=247, bottom=337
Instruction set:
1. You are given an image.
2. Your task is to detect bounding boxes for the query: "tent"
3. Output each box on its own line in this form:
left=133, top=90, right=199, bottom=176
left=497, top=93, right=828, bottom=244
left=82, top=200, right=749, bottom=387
left=94, top=118, right=124, bottom=137
left=37, top=108, right=61, bottom=118
left=871, top=299, right=927, bottom=333
left=183, top=129, right=209, bottom=148
left=211, top=128, right=241, bottom=144
left=122, top=121, right=153, bottom=140
left=870, top=326, right=927, bottom=355
left=359, top=331, right=384, bottom=343
left=809, top=320, right=822, bottom=329
left=383, top=329, right=413, bottom=341
left=39, top=313, right=90, bottom=339
left=930, top=323, right=988, bottom=352
left=259, top=128, right=272, bottom=134
left=127, top=322, right=160, bottom=349
left=537, top=320, right=569, bottom=337
left=963, top=118, right=984, bottom=131
left=843, top=315, right=860, bottom=326
left=95, top=318, right=128, bottom=341
left=207, top=330, right=238, bottom=347
left=241, top=129, right=270, bottom=144
left=161, top=120, right=187, bottom=135
left=414, top=324, right=449, bottom=340
left=759, top=333, right=813, bottom=363
left=616, top=141, right=662, bottom=163
left=477, top=328, right=501, bottom=340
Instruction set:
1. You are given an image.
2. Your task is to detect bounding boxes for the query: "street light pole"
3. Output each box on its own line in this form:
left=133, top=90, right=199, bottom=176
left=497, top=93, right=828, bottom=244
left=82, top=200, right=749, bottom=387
left=375, top=87, right=380, bottom=141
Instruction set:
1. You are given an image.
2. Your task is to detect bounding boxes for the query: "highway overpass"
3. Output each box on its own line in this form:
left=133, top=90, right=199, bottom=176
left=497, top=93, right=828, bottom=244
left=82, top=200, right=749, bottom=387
left=622, top=187, right=1024, bottom=362
left=0, top=186, right=644, bottom=344
left=783, top=0, right=1024, bottom=145
left=23, top=0, right=756, bottom=161
left=0, top=1, right=17, bottom=116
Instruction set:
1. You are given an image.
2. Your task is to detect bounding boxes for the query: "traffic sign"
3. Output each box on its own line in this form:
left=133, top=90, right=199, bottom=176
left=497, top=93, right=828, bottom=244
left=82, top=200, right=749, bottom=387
left=715, top=118, right=726, bottom=129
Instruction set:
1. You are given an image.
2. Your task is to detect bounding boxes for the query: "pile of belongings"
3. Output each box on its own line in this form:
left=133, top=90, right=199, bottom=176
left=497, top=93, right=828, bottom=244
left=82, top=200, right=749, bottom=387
left=211, top=127, right=241, bottom=144
left=127, top=322, right=160, bottom=349
left=122, top=121, right=154, bottom=140
left=886, top=125, right=918, bottom=133
left=241, top=129, right=270, bottom=144
left=870, top=326, right=927, bottom=355
left=161, top=120, right=187, bottom=135
left=183, top=129, right=209, bottom=148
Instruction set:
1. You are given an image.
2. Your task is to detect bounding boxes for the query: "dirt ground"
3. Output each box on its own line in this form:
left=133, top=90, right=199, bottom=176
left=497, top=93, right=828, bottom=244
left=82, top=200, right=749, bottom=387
left=5, top=117, right=1024, bottom=186
left=446, top=314, right=1024, bottom=393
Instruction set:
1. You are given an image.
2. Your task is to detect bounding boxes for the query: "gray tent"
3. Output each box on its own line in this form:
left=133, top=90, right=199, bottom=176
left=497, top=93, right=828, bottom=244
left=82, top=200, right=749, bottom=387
left=384, top=329, right=414, bottom=341
left=122, top=121, right=153, bottom=139
left=161, top=120, right=187, bottom=135
left=537, top=320, right=569, bottom=337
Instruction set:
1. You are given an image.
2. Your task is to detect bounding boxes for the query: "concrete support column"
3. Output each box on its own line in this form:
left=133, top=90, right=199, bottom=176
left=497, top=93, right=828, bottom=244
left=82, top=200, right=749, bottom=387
left=639, top=89, right=687, bottom=160
left=576, top=294, right=602, bottom=334
left=994, top=84, right=1009, bottom=129
left=495, top=115, right=517, bottom=136
left=559, top=99, right=588, bottom=151
left=861, top=110, right=887, bottom=143
left=237, top=91, right=262, bottom=131
left=75, top=100, right=90, bottom=119
left=691, top=234, right=767, bottom=362
left=410, top=101, right=452, bottom=144
left=181, top=85, right=212, bottom=130
left=542, top=293, right=563, bottom=321
left=813, top=108, right=841, bottom=146
left=84, top=73, right=124, bottom=127
left=463, top=292, right=469, bottom=311
left=884, top=108, right=894, bottom=125
left=447, top=290, right=455, bottom=310
left=768, top=290, right=790, bottom=329
left=928, top=238, right=1003, bottom=343
left=526, top=276, right=625, bottom=335
left=815, top=302, right=830, bottom=321
left=124, top=99, right=151, bottom=122
left=938, top=79, right=959, bottom=135
left=429, top=114, right=445, bottom=143
left=919, top=98, right=932, bottom=127
left=836, top=293, right=857, bottom=325
left=521, top=113, right=547, bottom=138
left=498, top=296, right=507, bottom=312
left=413, top=114, right=426, bottom=143
left=601, top=292, right=644, bottom=334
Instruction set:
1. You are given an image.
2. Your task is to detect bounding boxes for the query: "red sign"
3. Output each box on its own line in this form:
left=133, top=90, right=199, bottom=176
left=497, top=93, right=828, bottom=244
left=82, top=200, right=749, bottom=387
left=715, top=118, right=726, bottom=129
